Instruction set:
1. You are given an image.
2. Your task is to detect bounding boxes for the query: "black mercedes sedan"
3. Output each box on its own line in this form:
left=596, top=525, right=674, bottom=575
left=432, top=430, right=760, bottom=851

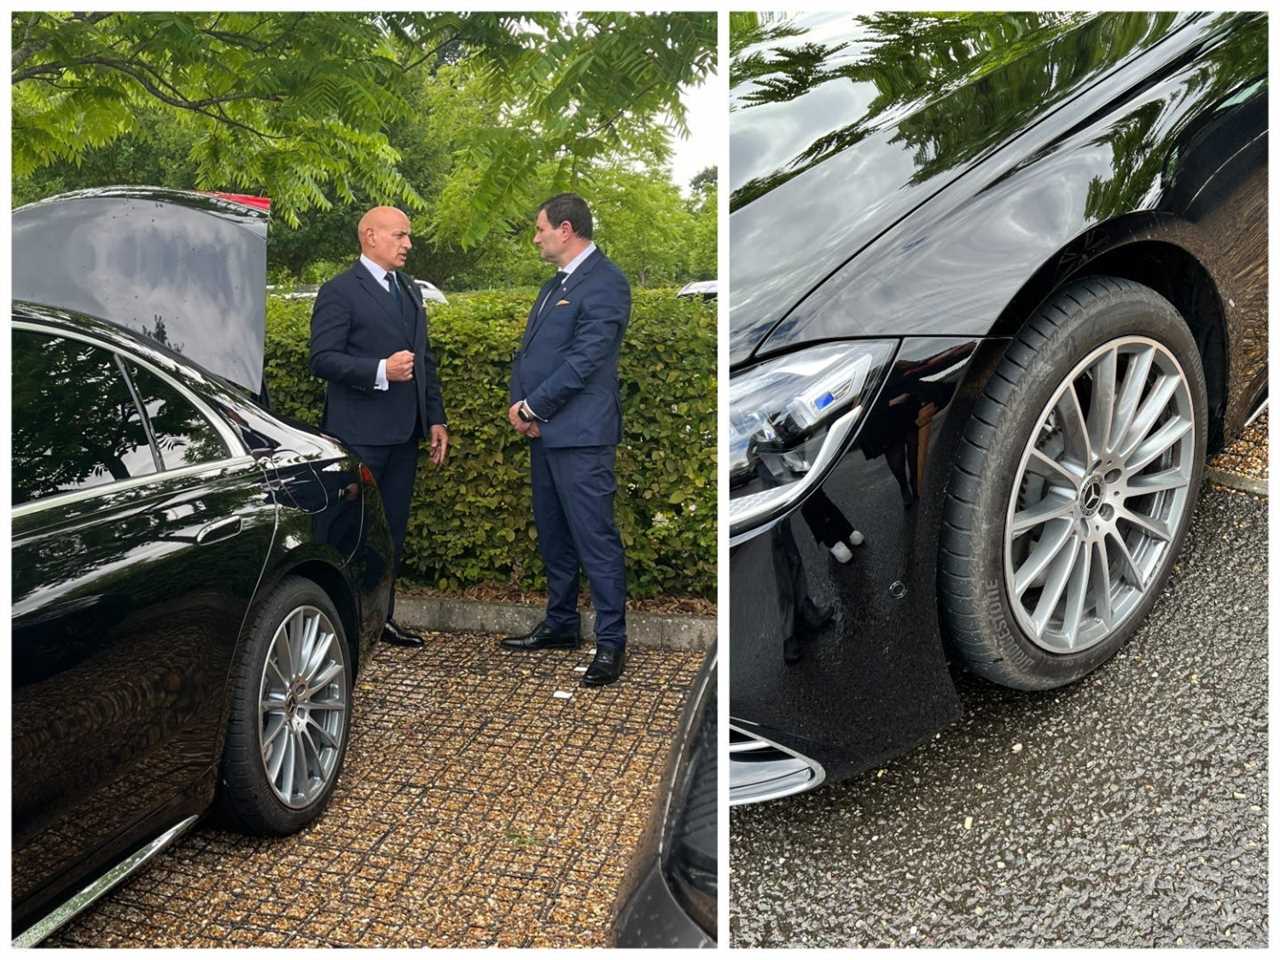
left=728, top=11, right=1267, bottom=803
left=10, top=188, right=394, bottom=942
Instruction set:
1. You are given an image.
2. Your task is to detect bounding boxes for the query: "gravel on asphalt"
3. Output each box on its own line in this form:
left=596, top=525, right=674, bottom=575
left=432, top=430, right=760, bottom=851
left=730, top=482, right=1267, bottom=948
left=1207, top=409, right=1268, bottom=480
left=50, top=634, right=703, bottom=947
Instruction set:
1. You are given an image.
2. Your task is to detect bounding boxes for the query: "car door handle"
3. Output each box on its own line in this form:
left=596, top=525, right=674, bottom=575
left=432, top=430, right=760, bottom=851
left=196, top=517, right=242, bottom=545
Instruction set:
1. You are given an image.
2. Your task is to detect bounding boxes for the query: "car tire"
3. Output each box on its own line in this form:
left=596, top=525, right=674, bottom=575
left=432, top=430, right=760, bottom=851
left=939, top=275, right=1207, bottom=690
left=218, top=576, right=353, bottom=834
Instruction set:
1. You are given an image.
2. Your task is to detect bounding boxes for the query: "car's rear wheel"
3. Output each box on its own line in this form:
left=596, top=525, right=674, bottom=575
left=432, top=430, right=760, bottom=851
left=940, top=276, right=1207, bottom=689
left=219, top=576, right=352, bottom=833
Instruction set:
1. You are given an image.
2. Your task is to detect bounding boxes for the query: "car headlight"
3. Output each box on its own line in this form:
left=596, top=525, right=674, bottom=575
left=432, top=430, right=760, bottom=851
left=729, top=339, right=897, bottom=535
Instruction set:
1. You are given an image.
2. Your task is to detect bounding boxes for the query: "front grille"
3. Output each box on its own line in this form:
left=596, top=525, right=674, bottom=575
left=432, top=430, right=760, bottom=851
left=729, top=723, right=824, bottom=804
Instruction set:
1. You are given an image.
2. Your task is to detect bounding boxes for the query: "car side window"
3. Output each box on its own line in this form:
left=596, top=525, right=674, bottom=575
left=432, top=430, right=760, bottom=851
left=124, top=361, right=230, bottom=470
left=12, top=330, right=157, bottom=506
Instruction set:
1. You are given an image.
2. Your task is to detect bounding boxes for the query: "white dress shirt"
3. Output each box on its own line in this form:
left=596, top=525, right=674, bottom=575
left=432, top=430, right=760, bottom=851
left=361, top=254, right=398, bottom=391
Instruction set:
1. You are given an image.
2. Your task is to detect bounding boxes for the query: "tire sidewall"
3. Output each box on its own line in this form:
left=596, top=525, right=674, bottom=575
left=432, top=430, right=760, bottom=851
left=967, top=287, right=1208, bottom=688
left=230, top=577, right=353, bottom=833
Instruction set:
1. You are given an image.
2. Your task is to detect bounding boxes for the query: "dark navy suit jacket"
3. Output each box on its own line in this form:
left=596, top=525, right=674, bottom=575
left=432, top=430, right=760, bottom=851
left=310, top=261, right=446, bottom=446
left=510, top=249, right=631, bottom=448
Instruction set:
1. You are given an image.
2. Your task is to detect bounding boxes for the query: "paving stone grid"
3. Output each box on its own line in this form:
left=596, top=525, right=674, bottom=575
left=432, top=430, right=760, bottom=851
left=49, top=633, right=703, bottom=948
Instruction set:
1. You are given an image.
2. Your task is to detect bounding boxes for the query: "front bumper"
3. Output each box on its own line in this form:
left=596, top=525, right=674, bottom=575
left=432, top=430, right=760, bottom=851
left=729, top=336, right=995, bottom=801
left=729, top=723, right=825, bottom=804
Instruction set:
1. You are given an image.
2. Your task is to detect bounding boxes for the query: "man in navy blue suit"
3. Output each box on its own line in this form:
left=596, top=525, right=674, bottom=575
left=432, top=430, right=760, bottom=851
left=502, top=193, right=631, bottom=686
left=310, top=206, right=448, bottom=647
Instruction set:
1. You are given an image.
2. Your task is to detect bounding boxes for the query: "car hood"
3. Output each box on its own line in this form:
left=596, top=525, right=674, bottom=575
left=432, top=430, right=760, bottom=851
left=12, top=187, right=269, bottom=393
left=728, top=11, right=1191, bottom=364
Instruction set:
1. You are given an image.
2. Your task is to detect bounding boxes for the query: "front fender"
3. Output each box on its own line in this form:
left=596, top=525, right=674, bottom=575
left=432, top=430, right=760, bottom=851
left=759, top=13, right=1265, bottom=356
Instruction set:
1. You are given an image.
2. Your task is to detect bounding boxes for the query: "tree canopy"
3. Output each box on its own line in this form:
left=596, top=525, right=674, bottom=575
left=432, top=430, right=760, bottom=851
left=13, top=11, right=716, bottom=238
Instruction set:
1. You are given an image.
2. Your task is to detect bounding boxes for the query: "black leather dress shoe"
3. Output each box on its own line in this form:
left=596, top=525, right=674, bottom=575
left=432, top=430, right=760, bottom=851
left=382, top=620, right=424, bottom=647
left=582, top=645, right=625, bottom=687
left=500, top=620, right=581, bottom=651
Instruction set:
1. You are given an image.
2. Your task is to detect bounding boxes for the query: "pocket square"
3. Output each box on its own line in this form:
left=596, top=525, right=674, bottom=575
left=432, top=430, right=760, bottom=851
left=556, top=298, right=571, bottom=306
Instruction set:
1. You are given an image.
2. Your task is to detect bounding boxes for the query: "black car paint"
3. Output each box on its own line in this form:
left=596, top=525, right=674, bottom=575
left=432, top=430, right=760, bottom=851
left=729, top=13, right=1267, bottom=786
left=11, top=195, right=393, bottom=934
left=612, top=652, right=717, bottom=948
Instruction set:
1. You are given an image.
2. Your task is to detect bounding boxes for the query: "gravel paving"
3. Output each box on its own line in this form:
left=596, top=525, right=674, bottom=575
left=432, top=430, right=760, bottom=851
left=1208, top=410, right=1268, bottom=482
left=730, top=481, right=1267, bottom=948
left=48, top=633, right=702, bottom=947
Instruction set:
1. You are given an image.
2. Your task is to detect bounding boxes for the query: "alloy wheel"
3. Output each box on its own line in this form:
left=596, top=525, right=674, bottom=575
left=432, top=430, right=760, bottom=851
left=1003, top=336, right=1195, bottom=654
left=258, top=605, right=348, bottom=808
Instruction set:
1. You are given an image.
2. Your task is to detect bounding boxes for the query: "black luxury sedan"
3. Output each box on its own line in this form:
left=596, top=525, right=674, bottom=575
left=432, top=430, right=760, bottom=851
left=611, top=650, right=717, bottom=948
left=728, top=12, right=1267, bottom=803
left=11, top=188, right=395, bottom=942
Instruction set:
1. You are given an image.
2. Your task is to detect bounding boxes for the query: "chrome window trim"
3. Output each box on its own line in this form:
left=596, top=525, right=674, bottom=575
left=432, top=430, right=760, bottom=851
left=12, top=320, right=255, bottom=516
left=13, top=815, right=199, bottom=947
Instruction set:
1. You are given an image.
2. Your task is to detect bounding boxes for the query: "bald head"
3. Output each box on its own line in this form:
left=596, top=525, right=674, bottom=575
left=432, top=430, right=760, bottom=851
left=358, top=206, right=412, bottom=271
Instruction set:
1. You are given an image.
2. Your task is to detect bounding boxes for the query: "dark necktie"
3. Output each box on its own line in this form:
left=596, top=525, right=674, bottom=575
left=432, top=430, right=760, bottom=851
left=540, top=271, right=567, bottom=315
left=386, top=272, right=400, bottom=304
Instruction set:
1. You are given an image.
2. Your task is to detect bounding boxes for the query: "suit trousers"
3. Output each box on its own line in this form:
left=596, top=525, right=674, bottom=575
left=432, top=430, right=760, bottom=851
left=349, top=437, right=420, bottom=622
left=531, top=441, right=627, bottom=648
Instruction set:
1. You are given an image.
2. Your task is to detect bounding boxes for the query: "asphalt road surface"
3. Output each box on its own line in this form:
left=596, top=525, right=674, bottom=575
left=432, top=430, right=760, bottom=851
left=730, top=481, right=1267, bottom=948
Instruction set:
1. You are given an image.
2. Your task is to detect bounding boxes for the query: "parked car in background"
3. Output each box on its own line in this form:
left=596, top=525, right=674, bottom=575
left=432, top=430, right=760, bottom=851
left=10, top=188, right=395, bottom=942
left=269, top=278, right=448, bottom=305
left=677, top=280, right=718, bottom=300
left=611, top=651, right=717, bottom=947
left=413, top=278, right=449, bottom=305
left=729, top=11, right=1267, bottom=802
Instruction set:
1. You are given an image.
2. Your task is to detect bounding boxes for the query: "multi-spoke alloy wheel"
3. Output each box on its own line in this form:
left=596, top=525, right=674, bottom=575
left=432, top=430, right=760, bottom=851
left=940, top=277, right=1206, bottom=690
left=1003, top=338, right=1195, bottom=654
left=258, top=605, right=348, bottom=809
left=219, top=576, right=353, bottom=833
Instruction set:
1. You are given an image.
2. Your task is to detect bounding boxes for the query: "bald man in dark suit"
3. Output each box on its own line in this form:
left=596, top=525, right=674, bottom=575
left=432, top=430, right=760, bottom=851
left=310, top=206, right=448, bottom=646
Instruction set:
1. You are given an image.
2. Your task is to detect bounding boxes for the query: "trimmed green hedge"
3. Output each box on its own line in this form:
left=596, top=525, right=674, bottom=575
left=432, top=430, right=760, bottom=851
left=264, top=288, right=716, bottom=599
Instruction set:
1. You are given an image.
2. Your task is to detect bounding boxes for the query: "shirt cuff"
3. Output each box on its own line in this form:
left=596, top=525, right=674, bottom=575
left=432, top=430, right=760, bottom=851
left=375, top=359, right=389, bottom=391
left=522, top=399, right=547, bottom=422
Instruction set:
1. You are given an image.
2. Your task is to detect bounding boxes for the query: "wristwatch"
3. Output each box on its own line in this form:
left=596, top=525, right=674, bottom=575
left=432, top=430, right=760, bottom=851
left=517, top=402, right=534, bottom=423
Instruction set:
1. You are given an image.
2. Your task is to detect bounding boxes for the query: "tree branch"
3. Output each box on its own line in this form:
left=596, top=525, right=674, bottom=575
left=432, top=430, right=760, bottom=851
left=9, top=13, right=112, bottom=72
left=399, top=33, right=461, bottom=74
left=584, top=77, right=662, bottom=139
left=14, top=56, right=282, bottom=111
left=16, top=56, right=287, bottom=140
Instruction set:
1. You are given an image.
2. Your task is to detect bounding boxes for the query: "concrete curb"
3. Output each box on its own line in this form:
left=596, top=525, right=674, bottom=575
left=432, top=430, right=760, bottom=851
left=1206, top=468, right=1268, bottom=497
left=395, top=595, right=716, bottom=651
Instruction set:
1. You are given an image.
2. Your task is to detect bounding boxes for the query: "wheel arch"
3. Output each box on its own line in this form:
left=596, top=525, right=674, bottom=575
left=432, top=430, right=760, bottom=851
left=278, top=560, right=363, bottom=679
left=239, top=555, right=363, bottom=680
left=988, top=217, right=1229, bottom=451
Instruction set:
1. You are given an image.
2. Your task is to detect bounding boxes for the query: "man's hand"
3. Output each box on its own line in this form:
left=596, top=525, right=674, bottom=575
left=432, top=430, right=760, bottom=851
left=429, top=425, right=449, bottom=466
left=508, top=401, right=534, bottom=436
left=526, top=421, right=541, bottom=438
left=386, top=350, right=415, bottom=382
